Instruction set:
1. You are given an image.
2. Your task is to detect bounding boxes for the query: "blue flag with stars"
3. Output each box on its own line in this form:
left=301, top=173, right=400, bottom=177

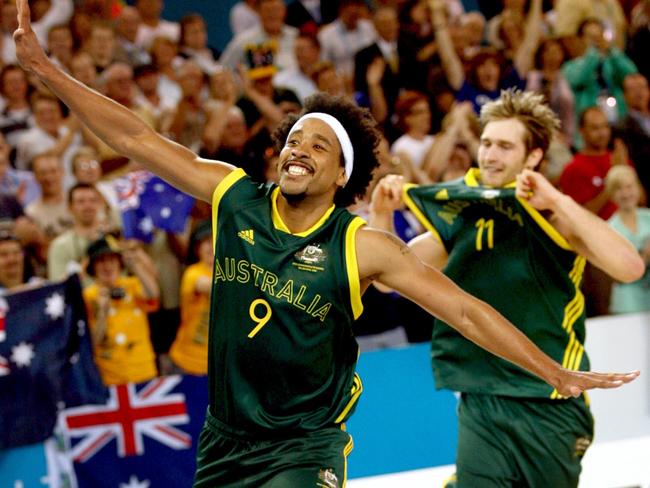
left=0, top=275, right=107, bottom=448
left=114, top=171, right=195, bottom=243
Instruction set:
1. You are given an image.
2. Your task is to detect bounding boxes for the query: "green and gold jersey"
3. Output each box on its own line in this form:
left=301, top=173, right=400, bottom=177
left=208, top=169, right=365, bottom=436
left=404, top=169, right=589, bottom=399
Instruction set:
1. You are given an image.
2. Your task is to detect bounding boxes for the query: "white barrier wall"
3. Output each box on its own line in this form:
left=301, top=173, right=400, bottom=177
left=349, top=312, right=650, bottom=488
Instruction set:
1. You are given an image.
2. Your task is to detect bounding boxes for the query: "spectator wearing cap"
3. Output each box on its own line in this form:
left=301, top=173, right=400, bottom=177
left=221, top=0, right=298, bottom=75
left=165, top=220, right=213, bottom=375
left=83, top=235, right=160, bottom=385
left=134, top=0, right=180, bottom=51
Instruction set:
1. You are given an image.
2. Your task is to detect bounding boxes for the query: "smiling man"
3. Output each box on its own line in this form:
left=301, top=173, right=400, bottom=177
left=12, top=2, right=643, bottom=485
left=370, top=89, right=645, bottom=488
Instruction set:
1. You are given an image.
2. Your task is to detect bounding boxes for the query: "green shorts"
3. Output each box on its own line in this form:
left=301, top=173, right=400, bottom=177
left=194, top=409, right=353, bottom=487
left=454, top=393, right=594, bottom=488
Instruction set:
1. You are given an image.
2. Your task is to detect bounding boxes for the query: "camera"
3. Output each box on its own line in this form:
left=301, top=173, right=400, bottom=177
left=109, top=287, right=126, bottom=300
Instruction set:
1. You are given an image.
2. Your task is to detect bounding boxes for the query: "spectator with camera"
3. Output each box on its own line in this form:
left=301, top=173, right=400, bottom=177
left=82, top=235, right=160, bottom=386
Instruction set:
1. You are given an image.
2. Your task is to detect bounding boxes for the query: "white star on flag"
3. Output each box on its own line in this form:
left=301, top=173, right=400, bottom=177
left=11, top=341, right=35, bottom=368
left=120, top=475, right=151, bottom=488
left=44, top=292, right=65, bottom=320
left=160, top=207, right=171, bottom=219
left=138, top=217, right=154, bottom=234
left=153, top=183, right=165, bottom=193
left=174, top=195, right=184, bottom=202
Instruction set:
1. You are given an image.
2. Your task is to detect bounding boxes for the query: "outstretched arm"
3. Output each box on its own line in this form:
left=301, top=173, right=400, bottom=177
left=517, top=169, right=645, bottom=283
left=356, top=227, right=639, bottom=397
left=513, top=0, right=542, bottom=77
left=429, top=0, right=464, bottom=91
left=13, top=0, right=234, bottom=202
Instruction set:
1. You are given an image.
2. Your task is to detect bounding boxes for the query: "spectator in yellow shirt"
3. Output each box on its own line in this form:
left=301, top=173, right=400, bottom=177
left=168, top=220, right=213, bottom=375
left=83, top=235, right=160, bottom=385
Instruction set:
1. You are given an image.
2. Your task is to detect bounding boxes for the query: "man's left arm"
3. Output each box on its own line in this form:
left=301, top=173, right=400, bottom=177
left=517, top=169, right=645, bottom=283
left=355, top=225, right=639, bottom=397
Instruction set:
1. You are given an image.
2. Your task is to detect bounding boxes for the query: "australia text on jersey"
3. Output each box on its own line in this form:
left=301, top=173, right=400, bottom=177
left=213, top=256, right=333, bottom=322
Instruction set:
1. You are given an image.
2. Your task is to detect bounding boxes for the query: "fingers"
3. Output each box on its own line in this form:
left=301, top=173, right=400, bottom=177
left=573, top=370, right=640, bottom=390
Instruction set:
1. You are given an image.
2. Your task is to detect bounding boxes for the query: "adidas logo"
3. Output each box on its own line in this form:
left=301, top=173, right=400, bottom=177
left=238, top=229, right=255, bottom=245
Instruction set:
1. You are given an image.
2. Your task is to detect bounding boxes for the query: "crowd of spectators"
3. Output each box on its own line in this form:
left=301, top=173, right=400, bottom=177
left=1, top=0, right=650, bottom=383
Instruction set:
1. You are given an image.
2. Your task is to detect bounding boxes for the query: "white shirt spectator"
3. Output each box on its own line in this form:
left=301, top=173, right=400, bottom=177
left=136, top=20, right=180, bottom=50
left=220, top=24, right=299, bottom=74
left=391, top=134, right=435, bottom=169
left=273, top=69, right=317, bottom=103
left=318, top=18, right=376, bottom=79
left=230, top=1, right=260, bottom=36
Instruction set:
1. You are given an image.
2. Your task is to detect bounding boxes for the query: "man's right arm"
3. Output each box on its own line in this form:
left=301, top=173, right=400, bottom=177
left=13, top=0, right=234, bottom=203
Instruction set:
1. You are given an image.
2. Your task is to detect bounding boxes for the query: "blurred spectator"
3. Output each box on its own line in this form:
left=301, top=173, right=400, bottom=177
left=160, top=61, right=208, bottom=152
left=0, top=65, right=33, bottom=153
left=134, top=0, right=180, bottom=50
left=390, top=90, right=435, bottom=183
left=614, top=73, right=650, bottom=200
left=629, top=0, right=650, bottom=36
left=354, top=6, right=401, bottom=132
left=83, top=236, right=160, bottom=385
left=397, top=0, right=436, bottom=93
left=221, top=0, right=299, bottom=75
left=15, top=94, right=82, bottom=181
left=606, top=166, right=650, bottom=314
left=459, top=10, right=486, bottom=59
left=285, top=0, right=338, bottom=35
left=628, top=1, right=650, bottom=83
left=0, top=132, right=39, bottom=206
left=133, top=63, right=173, bottom=122
left=562, top=18, right=638, bottom=131
left=431, top=0, right=541, bottom=113
left=166, top=220, right=212, bottom=375
left=46, top=23, right=74, bottom=71
left=84, top=20, right=118, bottom=74
left=272, top=33, right=320, bottom=103
left=485, top=0, right=526, bottom=49
left=70, top=51, right=99, bottom=89
left=113, top=5, right=151, bottom=67
left=560, top=107, right=631, bottom=220
left=526, top=38, right=575, bottom=144
left=71, top=145, right=119, bottom=218
left=178, top=13, right=220, bottom=75
left=423, top=101, right=479, bottom=182
left=149, top=35, right=182, bottom=109
left=25, top=153, right=73, bottom=242
left=0, top=0, right=73, bottom=65
left=47, top=183, right=105, bottom=281
left=311, top=60, right=349, bottom=98
left=318, top=0, right=375, bottom=87
left=229, top=0, right=260, bottom=36
left=0, top=231, right=39, bottom=293
left=554, top=0, right=627, bottom=50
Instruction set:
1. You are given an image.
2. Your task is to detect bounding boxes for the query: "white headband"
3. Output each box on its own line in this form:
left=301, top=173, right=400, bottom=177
left=287, top=112, right=354, bottom=183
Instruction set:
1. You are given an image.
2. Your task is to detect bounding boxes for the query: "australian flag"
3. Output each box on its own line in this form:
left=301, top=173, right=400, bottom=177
left=114, top=171, right=195, bottom=243
left=0, top=275, right=107, bottom=449
left=59, top=375, right=208, bottom=487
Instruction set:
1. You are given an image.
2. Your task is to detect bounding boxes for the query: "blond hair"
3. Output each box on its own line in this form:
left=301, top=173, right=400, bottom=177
left=480, top=89, right=560, bottom=155
left=605, top=165, right=640, bottom=194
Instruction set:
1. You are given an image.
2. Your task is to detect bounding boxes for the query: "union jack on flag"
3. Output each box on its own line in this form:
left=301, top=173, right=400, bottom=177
left=58, top=374, right=208, bottom=488
left=62, top=376, right=190, bottom=462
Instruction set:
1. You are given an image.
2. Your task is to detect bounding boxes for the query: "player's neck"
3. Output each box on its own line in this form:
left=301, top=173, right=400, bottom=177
left=276, top=193, right=336, bottom=234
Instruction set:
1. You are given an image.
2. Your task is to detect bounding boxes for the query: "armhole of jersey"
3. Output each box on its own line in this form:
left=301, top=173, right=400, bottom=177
left=402, top=183, right=444, bottom=244
left=345, top=216, right=366, bottom=320
left=211, top=168, right=247, bottom=246
left=516, top=197, right=573, bottom=251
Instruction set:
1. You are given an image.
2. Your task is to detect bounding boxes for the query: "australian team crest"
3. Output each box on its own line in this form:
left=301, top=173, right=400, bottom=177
left=293, top=244, right=328, bottom=272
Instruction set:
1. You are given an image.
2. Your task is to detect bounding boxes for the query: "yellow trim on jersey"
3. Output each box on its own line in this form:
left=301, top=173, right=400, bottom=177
left=335, top=373, right=363, bottom=423
left=270, top=187, right=337, bottom=236
left=517, top=198, right=573, bottom=251
left=402, top=183, right=443, bottom=244
left=211, top=168, right=247, bottom=245
left=345, top=216, right=366, bottom=320
left=550, top=256, right=586, bottom=399
left=342, top=432, right=354, bottom=487
left=463, top=168, right=517, bottom=188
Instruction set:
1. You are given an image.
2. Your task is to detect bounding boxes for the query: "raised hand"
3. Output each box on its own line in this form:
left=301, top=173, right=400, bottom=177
left=515, top=168, right=561, bottom=211
left=13, top=0, right=49, bottom=75
left=552, top=368, right=639, bottom=398
left=370, top=174, right=405, bottom=216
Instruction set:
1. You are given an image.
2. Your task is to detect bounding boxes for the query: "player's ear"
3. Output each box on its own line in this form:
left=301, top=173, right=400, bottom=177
left=524, top=148, right=543, bottom=171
